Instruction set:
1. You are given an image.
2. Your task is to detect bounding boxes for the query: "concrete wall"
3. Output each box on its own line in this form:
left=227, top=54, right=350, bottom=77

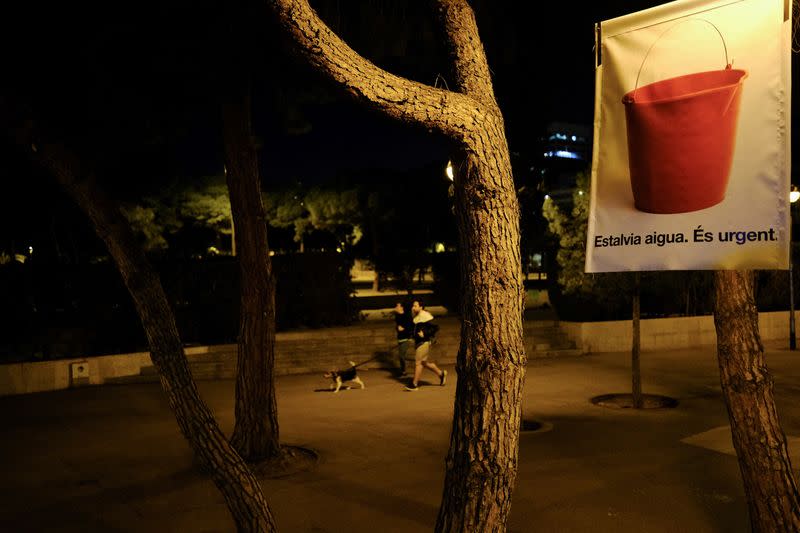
left=1, top=351, right=159, bottom=396
left=9, top=311, right=790, bottom=397
left=561, top=310, right=794, bottom=353
left=0, top=317, right=463, bottom=397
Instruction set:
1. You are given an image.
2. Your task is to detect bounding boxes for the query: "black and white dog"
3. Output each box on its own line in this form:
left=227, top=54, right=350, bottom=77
left=324, top=361, right=365, bottom=393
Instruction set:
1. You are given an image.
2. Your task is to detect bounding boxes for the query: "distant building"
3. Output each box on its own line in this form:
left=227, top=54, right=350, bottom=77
left=536, top=121, right=591, bottom=206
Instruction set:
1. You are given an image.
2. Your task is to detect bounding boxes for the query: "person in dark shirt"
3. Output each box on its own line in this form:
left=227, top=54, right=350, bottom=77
left=393, top=301, right=413, bottom=376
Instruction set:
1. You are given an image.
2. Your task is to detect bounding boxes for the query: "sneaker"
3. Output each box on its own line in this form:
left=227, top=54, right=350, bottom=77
left=404, top=383, right=419, bottom=391
left=440, top=370, right=448, bottom=386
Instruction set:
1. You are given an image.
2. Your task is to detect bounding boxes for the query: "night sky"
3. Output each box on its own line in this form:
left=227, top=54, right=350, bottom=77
left=1, top=0, right=795, bottom=256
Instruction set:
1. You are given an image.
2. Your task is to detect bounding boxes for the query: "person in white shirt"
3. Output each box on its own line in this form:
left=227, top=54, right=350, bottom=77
left=404, top=299, right=447, bottom=391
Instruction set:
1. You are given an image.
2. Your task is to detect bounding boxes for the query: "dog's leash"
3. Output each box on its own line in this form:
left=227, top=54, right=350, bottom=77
left=349, top=343, right=402, bottom=368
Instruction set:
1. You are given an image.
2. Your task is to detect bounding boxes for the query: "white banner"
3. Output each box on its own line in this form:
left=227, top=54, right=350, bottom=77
left=586, top=0, right=790, bottom=272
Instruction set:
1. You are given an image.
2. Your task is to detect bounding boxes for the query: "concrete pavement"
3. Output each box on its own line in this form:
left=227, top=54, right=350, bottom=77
left=2, top=343, right=800, bottom=532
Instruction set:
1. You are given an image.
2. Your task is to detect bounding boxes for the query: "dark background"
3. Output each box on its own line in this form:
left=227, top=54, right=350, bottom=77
left=4, top=1, right=797, bottom=251
left=1, top=1, right=797, bottom=358
left=0, top=1, right=682, bottom=228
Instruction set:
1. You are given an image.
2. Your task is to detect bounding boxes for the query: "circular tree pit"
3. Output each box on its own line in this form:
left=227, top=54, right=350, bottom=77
left=590, top=393, right=678, bottom=410
left=254, top=445, right=319, bottom=478
left=520, top=419, right=554, bottom=433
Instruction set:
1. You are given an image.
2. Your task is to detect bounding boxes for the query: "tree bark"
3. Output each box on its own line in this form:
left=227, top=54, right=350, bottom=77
left=370, top=210, right=381, bottom=292
left=223, top=81, right=281, bottom=461
left=231, top=214, right=237, bottom=257
left=437, top=135, right=524, bottom=533
left=433, top=3, right=525, bottom=531
left=223, top=80, right=280, bottom=462
left=632, top=272, right=642, bottom=409
left=713, top=270, right=800, bottom=532
left=21, top=134, right=277, bottom=532
left=267, top=1, right=525, bottom=530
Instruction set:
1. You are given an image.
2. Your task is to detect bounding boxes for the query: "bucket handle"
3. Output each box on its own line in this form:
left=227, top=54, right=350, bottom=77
left=629, top=18, right=731, bottom=102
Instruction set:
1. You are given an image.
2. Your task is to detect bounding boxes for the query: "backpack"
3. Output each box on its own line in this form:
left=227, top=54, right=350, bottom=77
left=426, top=323, right=440, bottom=344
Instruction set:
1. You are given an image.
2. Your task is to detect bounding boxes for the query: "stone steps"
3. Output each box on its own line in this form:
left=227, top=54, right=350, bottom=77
left=524, top=323, right=577, bottom=355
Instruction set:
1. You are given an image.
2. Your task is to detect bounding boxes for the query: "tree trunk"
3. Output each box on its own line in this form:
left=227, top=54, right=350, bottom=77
left=436, top=134, right=525, bottom=533
left=434, top=4, right=525, bottom=530
left=27, top=138, right=277, bottom=532
left=632, top=272, right=642, bottom=409
left=223, top=81, right=281, bottom=462
left=230, top=214, right=237, bottom=257
left=268, top=1, right=526, bottom=529
left=370, top=210, right=381, bottom=292
left=713, top=270, right=800, bottom=532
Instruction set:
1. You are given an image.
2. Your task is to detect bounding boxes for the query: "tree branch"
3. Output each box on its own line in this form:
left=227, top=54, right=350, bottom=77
left=267, top=0, right=487, bottom=142
left=433, top=0, right=499, bottom=111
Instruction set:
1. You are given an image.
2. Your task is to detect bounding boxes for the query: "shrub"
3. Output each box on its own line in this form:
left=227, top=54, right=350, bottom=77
left=0, top=252, right=356, bottom=361
left=431, top=251, right=460, bottom=314
left=272, top=252, right=356, bottom=329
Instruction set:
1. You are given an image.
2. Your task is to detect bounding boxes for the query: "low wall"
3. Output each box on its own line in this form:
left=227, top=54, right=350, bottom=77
left=1, top=312, right=584, bottom=397
left=0, top=352, right=153, bottom=397
left=561, top=310, right=794, bottom=353
left=14, top=310, right=789, bottom=396
left=0, top=316, right=462, bottom=397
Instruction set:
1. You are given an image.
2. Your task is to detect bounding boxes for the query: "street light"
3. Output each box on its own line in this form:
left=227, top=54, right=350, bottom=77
left=445, top=160, right=456, bottom=203
left=790, top=185, right=798, bottom=350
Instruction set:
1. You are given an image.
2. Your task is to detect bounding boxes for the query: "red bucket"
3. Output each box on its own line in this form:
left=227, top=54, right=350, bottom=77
left=621, top=21, right=747, bottom=214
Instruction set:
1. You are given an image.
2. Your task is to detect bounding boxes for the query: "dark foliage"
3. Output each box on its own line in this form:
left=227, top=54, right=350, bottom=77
left=431, top=251, right=460, bottom=314
left=272, top=252, right=357, bottom=329
left=547, top=265, right=797, bottom=322
left=354, top=162, right=457, bottom=288
left=0, top=253, right=355, bottom=362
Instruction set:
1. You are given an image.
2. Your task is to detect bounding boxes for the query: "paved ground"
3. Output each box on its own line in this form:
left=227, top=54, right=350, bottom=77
left=3, top=343, right=800, bottom=532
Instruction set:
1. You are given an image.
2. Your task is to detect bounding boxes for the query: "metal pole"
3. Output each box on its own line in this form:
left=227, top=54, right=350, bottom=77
left=791, top=203, right=796, bottom=350
left=790, top=258, right=796, bottom=350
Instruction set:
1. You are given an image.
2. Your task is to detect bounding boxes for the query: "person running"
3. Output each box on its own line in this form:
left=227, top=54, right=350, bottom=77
left=405, top=299, right=447, bottom=391
left=393, top=301, right=413, bottom=376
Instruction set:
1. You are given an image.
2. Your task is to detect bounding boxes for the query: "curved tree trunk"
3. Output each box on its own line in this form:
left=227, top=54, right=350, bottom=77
left=268, top=0, right=525, bottom=530
left=713, top=270, right=800, bottom=532
left=24, top=136, right=276, bottom=532
left=223, top=82, right=281, bottom=462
